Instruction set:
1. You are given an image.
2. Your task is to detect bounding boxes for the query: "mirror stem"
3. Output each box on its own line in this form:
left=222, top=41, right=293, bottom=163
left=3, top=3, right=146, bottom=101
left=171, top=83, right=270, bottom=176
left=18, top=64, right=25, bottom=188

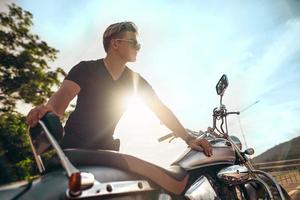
left=220, top=95, right=223, bottom=107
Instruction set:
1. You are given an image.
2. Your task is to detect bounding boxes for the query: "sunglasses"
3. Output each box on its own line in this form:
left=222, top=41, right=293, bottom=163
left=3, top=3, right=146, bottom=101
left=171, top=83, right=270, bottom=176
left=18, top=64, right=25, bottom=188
left=115, top=39, right=141, bottom=50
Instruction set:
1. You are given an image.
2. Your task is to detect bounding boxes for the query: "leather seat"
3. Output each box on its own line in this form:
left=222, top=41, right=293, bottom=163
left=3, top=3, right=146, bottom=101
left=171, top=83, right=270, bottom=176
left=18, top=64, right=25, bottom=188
left=52, top=149, right=189, bottom=195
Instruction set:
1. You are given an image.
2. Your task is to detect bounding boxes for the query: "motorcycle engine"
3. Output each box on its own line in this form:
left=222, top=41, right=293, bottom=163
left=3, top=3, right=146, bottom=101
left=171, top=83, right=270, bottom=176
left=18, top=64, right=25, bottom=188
left=184, top=175, right=220, bottom=200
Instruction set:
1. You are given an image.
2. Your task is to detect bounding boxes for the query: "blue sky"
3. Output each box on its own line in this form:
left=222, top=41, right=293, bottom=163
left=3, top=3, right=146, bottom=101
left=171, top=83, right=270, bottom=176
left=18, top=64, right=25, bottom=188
left=1, top=0, right=300, bottom=166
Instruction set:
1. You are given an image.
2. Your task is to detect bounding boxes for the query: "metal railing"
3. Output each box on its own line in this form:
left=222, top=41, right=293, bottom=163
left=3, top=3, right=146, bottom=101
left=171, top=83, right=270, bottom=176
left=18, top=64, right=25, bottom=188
left=253, top=159, right=300, bottom=172
left=253, top=159, right=300, bottom=194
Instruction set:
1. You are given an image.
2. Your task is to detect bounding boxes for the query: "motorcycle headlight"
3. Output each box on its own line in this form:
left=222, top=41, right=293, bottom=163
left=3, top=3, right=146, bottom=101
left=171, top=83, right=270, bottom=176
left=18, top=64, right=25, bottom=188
left=229, top=135, right=242, bottom=150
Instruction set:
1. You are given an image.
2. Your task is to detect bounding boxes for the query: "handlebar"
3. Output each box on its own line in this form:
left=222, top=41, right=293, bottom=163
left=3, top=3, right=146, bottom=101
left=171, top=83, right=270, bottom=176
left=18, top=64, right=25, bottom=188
left=158, top=129, right=216, bottom=143
left=226, top=111, right=240, bottom=115
left=213, top=106, right=240, bottom=117
left=158, top=133, right=174, bottom=142
left=212, top=107, right=240, bottom=136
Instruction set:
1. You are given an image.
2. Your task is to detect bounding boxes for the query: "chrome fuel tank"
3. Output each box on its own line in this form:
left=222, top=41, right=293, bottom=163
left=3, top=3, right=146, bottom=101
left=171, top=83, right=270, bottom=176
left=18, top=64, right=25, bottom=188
left=172, top=138, right=236, bottom=170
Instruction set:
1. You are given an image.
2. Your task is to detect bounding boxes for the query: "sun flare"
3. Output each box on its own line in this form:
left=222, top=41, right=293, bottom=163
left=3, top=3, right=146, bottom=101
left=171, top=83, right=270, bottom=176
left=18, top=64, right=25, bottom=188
left=118, top=95, right=157, bottom=131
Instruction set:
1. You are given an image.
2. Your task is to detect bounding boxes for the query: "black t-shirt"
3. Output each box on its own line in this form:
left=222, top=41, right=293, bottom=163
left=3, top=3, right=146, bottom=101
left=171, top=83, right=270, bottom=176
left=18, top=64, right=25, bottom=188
left=61, top=59, right=156, bottom=149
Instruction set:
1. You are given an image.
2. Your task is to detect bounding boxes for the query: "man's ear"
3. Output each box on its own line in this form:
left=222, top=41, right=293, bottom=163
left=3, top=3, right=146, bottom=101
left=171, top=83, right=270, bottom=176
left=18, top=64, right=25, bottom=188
left=110, top=39, right=119, bottom=50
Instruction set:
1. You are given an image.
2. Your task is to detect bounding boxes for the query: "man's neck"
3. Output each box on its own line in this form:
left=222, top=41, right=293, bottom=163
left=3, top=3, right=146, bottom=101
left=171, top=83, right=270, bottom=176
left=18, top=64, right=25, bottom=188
left=103, top=54, right=127, bottom=80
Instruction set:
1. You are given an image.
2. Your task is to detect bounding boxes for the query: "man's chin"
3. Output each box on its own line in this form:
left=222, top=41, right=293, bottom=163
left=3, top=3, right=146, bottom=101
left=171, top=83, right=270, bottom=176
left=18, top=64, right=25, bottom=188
left=128, top=57, right=137, bottom=62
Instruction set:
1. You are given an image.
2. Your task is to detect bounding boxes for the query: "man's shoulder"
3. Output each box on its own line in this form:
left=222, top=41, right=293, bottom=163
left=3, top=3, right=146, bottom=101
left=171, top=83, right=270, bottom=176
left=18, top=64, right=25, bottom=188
left=126, top=68, right=151, bottom=88
left=70, top=59, right=103, bottom=74
left=126, top=67, right=143, bottom=79
left=77, top=58, right=102, bottom=67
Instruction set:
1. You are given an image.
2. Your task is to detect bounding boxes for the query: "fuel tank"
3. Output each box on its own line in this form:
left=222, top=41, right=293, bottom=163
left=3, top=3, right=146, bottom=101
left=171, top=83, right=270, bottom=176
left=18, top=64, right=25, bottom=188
left=172, top=138, right=236, bottom=170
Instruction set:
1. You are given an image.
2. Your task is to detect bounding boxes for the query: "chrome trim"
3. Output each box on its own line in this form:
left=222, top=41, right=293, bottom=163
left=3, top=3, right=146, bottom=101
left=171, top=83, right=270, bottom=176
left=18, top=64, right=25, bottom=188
left=158, top=193, right=172, bottom=200
left=38, top=120, right=79, bottom=176
left=66, top=180, right=155, bottom=199
left=185, top=176, right=218, bottom=200
left=210, top=138, right=230, bottom=147
left=244, top=148, right=254, bottom=155
left=186, top=161, right=235, bottom=171
left=79, top=172, right=95, bottom=190
left=217, top=165, right=250, bottom=185
left=27, top=126, right=45, bottom=173
left=219, top=165, right=248, bottom=174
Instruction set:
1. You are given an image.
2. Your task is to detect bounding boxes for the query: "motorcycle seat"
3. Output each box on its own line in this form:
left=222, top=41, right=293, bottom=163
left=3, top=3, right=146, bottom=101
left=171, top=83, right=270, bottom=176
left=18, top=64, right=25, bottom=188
left=50, top=149, right=189, bottom=195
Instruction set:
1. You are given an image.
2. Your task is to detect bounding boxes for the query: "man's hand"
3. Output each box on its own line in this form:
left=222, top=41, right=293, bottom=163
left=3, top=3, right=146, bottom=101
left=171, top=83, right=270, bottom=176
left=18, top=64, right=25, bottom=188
left=188, top=138, right=213, bottom=157
left=26, top=105, right=58, bottom=127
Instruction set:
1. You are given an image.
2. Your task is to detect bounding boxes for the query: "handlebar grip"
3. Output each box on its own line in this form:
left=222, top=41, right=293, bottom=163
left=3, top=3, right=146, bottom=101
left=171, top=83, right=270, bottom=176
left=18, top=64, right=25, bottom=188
left=158, top=133, right=174, bottom=142
left=226, top=111, right=240, bottom=115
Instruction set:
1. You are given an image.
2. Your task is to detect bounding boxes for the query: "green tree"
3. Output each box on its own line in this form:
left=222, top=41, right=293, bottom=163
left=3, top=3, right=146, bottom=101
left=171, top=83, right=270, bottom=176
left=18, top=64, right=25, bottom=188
left=0, top=3, right=65, bottom=184
left=0, top=112, right=34, bottom=183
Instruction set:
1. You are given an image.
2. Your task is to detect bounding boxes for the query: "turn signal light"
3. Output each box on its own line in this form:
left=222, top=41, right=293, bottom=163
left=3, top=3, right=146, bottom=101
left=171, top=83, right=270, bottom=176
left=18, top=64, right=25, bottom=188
left=244, top=148, right=255, bottom=155
left=69, top=172, right=82, bottom=196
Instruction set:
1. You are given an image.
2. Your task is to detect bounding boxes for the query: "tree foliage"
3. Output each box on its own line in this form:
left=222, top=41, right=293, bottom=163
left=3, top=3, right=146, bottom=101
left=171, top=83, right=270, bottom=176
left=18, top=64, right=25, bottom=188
left=0, top=111, right=35, bottom=183
left=0, top=4, right=65, bottom=184
left=0, top=3, right=65, bottom=112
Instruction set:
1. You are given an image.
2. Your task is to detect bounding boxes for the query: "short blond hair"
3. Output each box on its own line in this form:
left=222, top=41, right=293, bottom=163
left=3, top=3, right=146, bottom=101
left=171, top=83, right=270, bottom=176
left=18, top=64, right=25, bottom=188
left=103, top=21, right=138, bottom=52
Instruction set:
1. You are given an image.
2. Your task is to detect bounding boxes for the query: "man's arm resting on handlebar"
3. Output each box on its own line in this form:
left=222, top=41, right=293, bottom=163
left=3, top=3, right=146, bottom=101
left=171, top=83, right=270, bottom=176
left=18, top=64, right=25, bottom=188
left=144, top=94, right=213, bottom=156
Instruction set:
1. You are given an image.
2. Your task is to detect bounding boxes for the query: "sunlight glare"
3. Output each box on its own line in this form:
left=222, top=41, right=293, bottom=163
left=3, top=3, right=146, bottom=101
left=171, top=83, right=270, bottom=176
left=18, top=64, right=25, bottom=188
left=118, top=94, right=158, bottom=133
left=115, top=94, right=162, bottom=158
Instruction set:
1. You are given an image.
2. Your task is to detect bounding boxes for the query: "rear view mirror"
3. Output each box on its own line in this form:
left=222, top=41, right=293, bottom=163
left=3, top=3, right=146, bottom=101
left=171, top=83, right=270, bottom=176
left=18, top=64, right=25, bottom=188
left=216, top=74, right=228, bottom=95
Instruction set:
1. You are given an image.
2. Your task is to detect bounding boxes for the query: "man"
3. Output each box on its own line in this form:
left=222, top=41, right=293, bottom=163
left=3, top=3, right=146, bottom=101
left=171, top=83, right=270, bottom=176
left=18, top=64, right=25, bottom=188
left=26, top=22, right=213, bottom=156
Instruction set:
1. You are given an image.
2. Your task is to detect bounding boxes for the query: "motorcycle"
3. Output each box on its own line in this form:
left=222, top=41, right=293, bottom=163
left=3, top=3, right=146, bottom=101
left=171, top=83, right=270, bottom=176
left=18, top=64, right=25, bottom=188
left=0, top=74, right=291, bottom=200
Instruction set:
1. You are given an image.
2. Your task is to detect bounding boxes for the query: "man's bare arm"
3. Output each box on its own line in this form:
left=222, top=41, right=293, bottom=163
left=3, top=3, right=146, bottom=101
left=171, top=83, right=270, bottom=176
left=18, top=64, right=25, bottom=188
left=47, top=80, right=80, bottom=117
left=145, top=96, right=190, bottom=141
left=26, top=80, right=80, bottom=127
left=144, top=94, right=212, bottom=156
